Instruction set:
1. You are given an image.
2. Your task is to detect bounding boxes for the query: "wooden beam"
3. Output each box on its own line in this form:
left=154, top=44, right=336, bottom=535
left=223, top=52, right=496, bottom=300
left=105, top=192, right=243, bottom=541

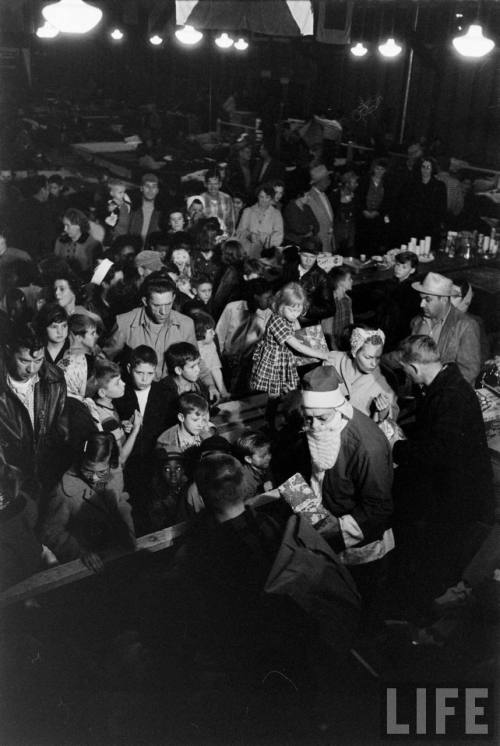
left=0, top=522, right=189, bottom=609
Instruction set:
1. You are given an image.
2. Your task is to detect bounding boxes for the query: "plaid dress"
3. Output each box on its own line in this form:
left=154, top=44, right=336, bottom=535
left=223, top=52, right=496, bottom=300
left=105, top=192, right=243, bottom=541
left=250, top=313, right=298, bottom=397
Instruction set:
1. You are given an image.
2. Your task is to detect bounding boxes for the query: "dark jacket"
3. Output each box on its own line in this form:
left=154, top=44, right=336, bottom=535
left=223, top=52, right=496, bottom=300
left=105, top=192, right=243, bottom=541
left=321, top=410, right=393, bottom=553
left=115, top=381, right=171, bottom=459
left=372, top=276, right=421, bottom=351
left=0, top=357, right=67, bottom=497
left=393, top=363, right=494, bottom=525
left=283, top=201, right=319, bottom=244
left=157, top=375, right=210, bottom=430
left=282, top=262, right=333, bottom=326
left=128, top=205, right=162, bottom=244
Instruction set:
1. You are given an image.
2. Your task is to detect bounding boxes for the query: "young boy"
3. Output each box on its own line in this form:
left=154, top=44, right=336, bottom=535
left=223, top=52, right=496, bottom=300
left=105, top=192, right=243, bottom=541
left=322, top=267, right=353, bottom=349
left=236, top=430, right=274, bottom=502
left=194, top=311, right=229, bottom=401
left=181, top=274, right=214, bottom=316
left=114, top=345, right=172, bottom=533
left=191, top=236, right=222, bottom=286
left=159, top=342, right=211, bottom=429
left=105, top=178, right=131, bottom=241
left=373, top=250, right=421, bottom=351
left=156, top=392, right=211, bottom=452
left=149, top=446, right=189, bottom=530
left=92, top=359, right=142, bottom=465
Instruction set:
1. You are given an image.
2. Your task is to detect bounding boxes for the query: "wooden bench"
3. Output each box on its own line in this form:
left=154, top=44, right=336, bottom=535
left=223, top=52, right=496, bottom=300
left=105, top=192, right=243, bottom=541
left=0, top=522, right=188, bottom=609
left=212, top=393, right=286, bottom=442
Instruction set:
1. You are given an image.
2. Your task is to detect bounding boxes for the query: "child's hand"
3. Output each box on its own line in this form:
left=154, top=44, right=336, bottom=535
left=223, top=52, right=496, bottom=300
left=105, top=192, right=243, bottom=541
left=81, top=551, right=104, bottom=573
left=131, top=410, right=143, bottom=432
left=208, top=386, right=219, bottom=404
left=122, top=419, right=133, bottom=434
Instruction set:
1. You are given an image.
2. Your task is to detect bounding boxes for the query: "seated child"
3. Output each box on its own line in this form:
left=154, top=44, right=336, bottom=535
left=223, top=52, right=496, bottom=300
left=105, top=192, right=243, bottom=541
left=40, top=433, right=136, bottom=572
left=236, top=430, right=274, bottom=502
left=156, top=392, right=212, bottom=453
left=182, top=274, right=214, bottom=317
left=149, top=446, right=189, bottom=530
left=321, top=267, right=353, bottom=350
left=194, top=311, right=229, bottom=401
left=92, top=359, right=142, bottom=465
left=159, top=342, right=211, bottom=428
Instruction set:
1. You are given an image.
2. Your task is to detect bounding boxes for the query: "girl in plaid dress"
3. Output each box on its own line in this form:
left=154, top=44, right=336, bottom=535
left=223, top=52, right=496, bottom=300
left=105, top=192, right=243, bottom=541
left=250, top=283, right=335, bottom=430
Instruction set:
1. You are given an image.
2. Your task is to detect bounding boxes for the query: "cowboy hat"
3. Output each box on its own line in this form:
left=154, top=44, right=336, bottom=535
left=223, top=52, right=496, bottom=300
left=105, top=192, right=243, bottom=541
left=411, top=272, right=456, bottom=297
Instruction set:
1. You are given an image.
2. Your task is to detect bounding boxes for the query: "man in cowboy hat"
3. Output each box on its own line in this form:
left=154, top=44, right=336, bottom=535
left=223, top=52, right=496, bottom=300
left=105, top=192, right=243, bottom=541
left=306, top=164, right=335, bottom=253
left=408, top=272, right=481, bottom=384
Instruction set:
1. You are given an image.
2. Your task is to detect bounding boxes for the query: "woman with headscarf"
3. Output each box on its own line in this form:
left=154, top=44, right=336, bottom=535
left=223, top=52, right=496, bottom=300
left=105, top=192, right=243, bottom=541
left=327, top=326, right=399, bottom=422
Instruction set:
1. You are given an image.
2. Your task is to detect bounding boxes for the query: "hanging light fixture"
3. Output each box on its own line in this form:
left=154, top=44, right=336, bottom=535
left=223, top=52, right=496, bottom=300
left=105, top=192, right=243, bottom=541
left=350, top=42, right=368, bottom=57
left=215, top=32, right=234, bottom=49
left=110, top=28, right=124, bottom=41
left=36, top=21, right=60, bottom=38
left=175, top=25, right=203, bottom=45
left=42, top=0, right=102, bottom=34
left=149, top=34, right=163, bottom=46
left=234, top=38, right=249, bottom=51
left=452, top=23, right=494, bottom=58
left=378, top=37, right=402, bottom=58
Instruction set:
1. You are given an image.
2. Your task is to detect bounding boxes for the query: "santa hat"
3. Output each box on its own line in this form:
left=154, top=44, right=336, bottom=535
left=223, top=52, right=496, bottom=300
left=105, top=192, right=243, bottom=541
left=301, top=365, right=346, bottom=409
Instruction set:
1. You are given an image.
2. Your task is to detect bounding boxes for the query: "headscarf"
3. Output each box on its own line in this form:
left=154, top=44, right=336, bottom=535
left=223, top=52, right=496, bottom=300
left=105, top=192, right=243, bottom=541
left=451, top=283, right=473, bottom=313
left=350, top=327, right=386, bottom=357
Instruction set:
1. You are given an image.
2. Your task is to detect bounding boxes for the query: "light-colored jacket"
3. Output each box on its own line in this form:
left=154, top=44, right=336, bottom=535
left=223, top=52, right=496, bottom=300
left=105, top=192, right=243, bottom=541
left=410, top=304, right=481, bottom=385
left=103, top=306, right=197, bottom=381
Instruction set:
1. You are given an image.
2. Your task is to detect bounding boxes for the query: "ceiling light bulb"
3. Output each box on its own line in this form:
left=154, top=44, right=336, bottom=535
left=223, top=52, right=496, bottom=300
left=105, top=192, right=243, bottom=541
left=452, top=24, right=494, bottom=58
left=36, top=21, right=60, bottom=38
left=110, top=28, right=124, bottom=41
left=350, top=42, right=368, bottom=57
left=215, top=32, right=233, bottom=49
left=378, top=37, right=402, bottom=58
left=234, top=38, right=248, bottom=51
left=175, top=25, right=203, bottom=45
left=42, top=0, right=102, bottom=34
left=149, top=34, right=163, bottom=46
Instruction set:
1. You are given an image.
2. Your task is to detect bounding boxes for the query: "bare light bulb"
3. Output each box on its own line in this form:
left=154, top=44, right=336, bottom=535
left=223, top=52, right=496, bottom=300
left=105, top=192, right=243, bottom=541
left=215, top=32, right=233, bottom=49
left=350, top=42, right=368, bottom=57
left=378, top=37, right=402, bottom=58
left=452, top=24, right=494, bottom=58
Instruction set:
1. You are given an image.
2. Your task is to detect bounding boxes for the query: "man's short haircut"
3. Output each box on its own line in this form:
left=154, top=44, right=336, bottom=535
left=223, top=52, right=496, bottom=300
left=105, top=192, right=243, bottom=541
left=329, top=266, right=352, bottom=291
left=94, top=358, right=121, bottom=387
left=396, top=251, right=419, bottom=270
left=68, top=313, right=97, bottom=337
left=193, top=311, right=215, bottom=341
left=140, top=272, right=177, bottom=301
left=6, top=323, right=45, bottom=356
left=194, top=453, right=244, bottom=512
left=165, top=341, right=200, bottom=375
left=108, top=178, right=127, bottom=188
left=398, top=334, right=441, bottom=365
left=236, top=430, right=271, bottom=460
left=178, top=391, right=208, bottom=416
left=129, top=345, right=158, bottom=369
left=191, top=274, right=212, bottom=289
left=205, top=169, right=220, bottom=183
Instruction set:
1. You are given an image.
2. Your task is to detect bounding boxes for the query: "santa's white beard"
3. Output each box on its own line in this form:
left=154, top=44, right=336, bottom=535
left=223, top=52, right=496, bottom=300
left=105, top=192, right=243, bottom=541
left=306, top=415, right=347, bottom=498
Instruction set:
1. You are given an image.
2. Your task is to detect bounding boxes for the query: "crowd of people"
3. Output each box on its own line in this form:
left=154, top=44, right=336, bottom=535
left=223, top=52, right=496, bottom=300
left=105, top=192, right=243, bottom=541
left=0, top=131, right=498, bottom=718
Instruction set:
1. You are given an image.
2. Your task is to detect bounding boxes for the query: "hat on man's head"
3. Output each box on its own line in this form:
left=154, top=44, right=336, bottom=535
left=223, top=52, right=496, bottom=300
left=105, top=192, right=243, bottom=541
left=310, top=164, right=332, bottom=185
left=135, top=250, right=163, bottom=272
left=411, top=272, right=455, bottom=297
left=141, top=173, right=159, bottom=185
left=301, top=365, right=346, bottom=409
